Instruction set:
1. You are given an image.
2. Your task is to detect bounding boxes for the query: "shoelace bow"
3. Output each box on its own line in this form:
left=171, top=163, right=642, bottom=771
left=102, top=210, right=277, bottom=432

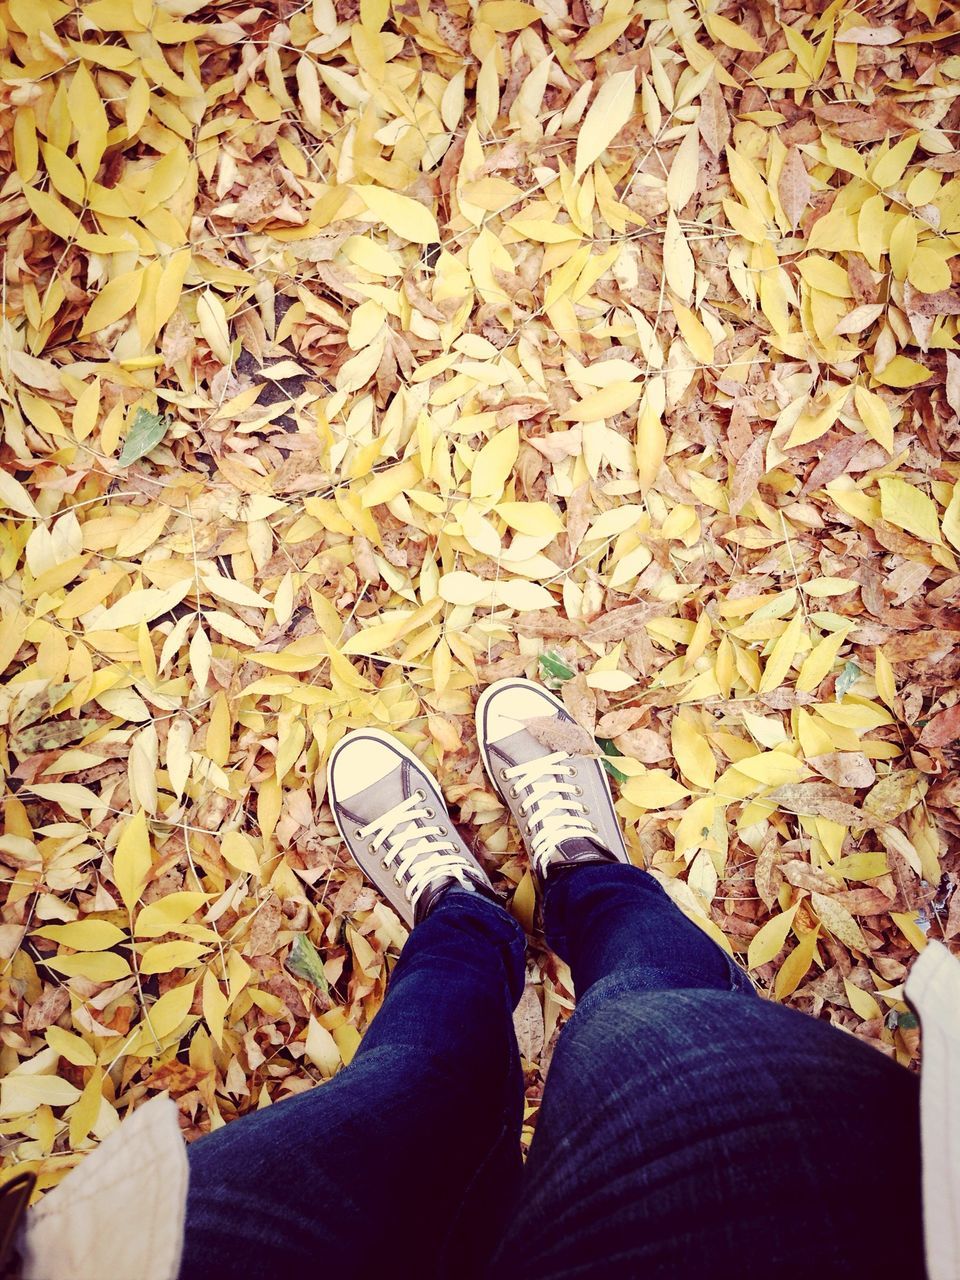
left=501, top=751, right=596, bottom=872
left=356, top=790, right=477, bottom=909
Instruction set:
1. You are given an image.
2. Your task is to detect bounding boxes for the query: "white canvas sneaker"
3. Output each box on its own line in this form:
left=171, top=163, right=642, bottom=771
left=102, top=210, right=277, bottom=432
left=326, top=728, right=498, bottom=927
left=475, top=678, right=631, bottom=883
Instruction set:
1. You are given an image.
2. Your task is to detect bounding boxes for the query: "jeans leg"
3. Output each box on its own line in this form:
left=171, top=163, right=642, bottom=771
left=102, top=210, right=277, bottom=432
left=180, top=891, right=527, bottom=1280
left=491, top=866, right=923, bottom=1278
left=543, top=862, right=753, bottom=1000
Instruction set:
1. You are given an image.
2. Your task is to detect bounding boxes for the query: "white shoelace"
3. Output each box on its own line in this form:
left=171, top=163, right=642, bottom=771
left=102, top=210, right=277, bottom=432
left=500, top=751, right=597, bottom=873
left=356, top=790, right=477, bottom=910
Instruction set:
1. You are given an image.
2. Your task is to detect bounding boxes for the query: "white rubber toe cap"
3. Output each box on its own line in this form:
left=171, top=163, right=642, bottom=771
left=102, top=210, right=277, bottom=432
left=328, top=735, right=402, bottom=801
left=482, top=682, right=557, bottom=745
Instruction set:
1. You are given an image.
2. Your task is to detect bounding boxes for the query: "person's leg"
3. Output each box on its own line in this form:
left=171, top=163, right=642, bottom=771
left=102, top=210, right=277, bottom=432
left=544, top=860, right=754, bottom=998
left=492, top=863, right=923, bottom=1278
left=181, top=889, right=526, bottom=1280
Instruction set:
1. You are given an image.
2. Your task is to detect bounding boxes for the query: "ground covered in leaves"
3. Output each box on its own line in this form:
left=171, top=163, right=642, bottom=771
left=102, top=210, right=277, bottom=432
left=2, top=0, right=960, bottom=1185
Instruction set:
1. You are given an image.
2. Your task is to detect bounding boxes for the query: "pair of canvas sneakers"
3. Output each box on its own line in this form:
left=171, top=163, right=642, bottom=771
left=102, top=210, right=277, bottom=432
left=327, top=677, right=630, bottom=927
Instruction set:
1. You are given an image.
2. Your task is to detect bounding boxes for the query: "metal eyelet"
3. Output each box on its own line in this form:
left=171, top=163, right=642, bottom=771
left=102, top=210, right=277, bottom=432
left=567, top=767, right=577, bottom=777
left=355, top=829, right=363, bottom=838
left=509, top=785, right=519, bottom=797
left=499, top=768, right=508, bottom=780
left=590, top=823, right=598, bottom=834
left=368, top=842, right=376, bottom=853
left=425, top=807, right=436, bottom=818
left=573, top=786, right=583, bottom=797
left=415, top=788, right=426, bottom=800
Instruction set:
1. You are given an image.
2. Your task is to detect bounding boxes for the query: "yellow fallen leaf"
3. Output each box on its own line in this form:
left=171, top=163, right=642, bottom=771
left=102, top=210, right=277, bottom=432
left=574, top=68, right=636, bottom=180
left=774, top=925, right=821, bottom=1000
left=705, top=10, right=762, bottom=51
left=356, top=185, right=439, bottom=244
left=492, top=581, right=557, bottom=611
left=870, top=355, right=932, bottom=388
left=45, top=951, right=132, bottom=981
left=671, top=715, right=716, bottom=789
left=786, top=385, right=850, bottom=448
left=562, top=382, right=643, bottom=422
left=129, top=982, right=198, bottom=1054
left=844, top=976, right=882, bottom=1021
left=476, top=1, right=541, bottom=31
left=470, top=424, right=519, bottom=499
left=879, top=476, right=941, bottom=544
left=622, top=771, right=690, bottom=808
left=496, top=502, right=565, bottom=536
left=891, top=911, right=927, bottom=953
left=0, top=1075, right=82, bottom=1118
left=796, top=627, right=850, bottom=693
left=802, top=578, right=857, bottom=598
left=306, top=1015, right=341, bottom=1076
left=203, top=968, right=229, bottom=1047
left=220, top=831, right=262, bottom=876
left=197, top=289, right=232, bottom=364
left=94, top=581, right=192, bottom=630
left=140, top=940, right=210, bottom=974
left=79, top=269, right=144, bottom=336
left=758, top=612, right=805, bottom=693
left=663, top=210, right=695, bottom=302
left=33, top=920, right=126, bottom=950
left=0, top=470, right=40, bottom=518
left=438, top=571, right=490, bottom=606
left=942, top=482, right=960, bottom=552
left=45, top=1026, right=97, bottom=1067
left=113, top=809, right=152, bottom=912
left=136, top=893, right=209, bottom=937
left=748, top=903, right=799, bottom=970
left=24, top=185, right=81, bottom=240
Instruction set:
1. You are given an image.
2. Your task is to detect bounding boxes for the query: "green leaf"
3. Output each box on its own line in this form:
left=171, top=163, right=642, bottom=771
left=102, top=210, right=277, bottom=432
left=538, top=650, right=574, bottom=687
left=13, top=717, right=99, bottom=754
left=118, top=407, right=172, bottom=466
left=835, top=661, right=860, bottom=700
left=597, top=736, right=629, bottom=783
left=285, top=933, right=329, bottom=994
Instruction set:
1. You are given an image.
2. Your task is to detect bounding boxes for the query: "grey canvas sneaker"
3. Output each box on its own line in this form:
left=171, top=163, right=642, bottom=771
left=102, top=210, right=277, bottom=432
left=326, top=728, right=499, bottom=927
left=475, top=678, right=631, bottom=883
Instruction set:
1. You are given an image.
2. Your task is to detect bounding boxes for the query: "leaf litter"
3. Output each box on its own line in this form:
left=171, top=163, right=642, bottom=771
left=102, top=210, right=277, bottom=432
left=1, top=0, right=959, bottom=1183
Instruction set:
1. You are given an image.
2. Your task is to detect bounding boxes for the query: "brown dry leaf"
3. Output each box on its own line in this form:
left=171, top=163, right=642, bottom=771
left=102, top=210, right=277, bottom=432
left=920, top=705, right=960, bottom=748
left=947, top=353, right=960, bottom=417
left=698, top=74, right=730, bottom=157
left=523, top=716, right=600, bottom=757
left=614, top=729, right=672, bottom=764
left=766, top=784, right=875, bottom=828
left=778, top=148, right=812, bottom=230
left=811, top=893, right=868, bottom=952
left=513, top=983, right=545, bottom=1063
left=728, top=435, right=766, bottom=517
left=808, top=753, right=877, bottom=789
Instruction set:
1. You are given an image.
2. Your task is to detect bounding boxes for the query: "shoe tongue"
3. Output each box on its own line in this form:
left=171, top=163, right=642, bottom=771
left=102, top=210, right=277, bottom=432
left=555, top=836, right=617, bottom=862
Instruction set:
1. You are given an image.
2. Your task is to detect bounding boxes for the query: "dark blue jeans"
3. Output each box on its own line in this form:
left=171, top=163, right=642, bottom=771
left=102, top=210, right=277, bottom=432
left=180, top=866, right=923, bottom=1280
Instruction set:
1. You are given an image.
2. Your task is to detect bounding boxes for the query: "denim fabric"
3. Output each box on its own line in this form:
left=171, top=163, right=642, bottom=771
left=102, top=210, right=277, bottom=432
left=542, top=862, right=755, bottom=999
left=180, top=866, right=923, bottom=1280
left=180, top=891, right=526, bottom=1280
left=490, top=864, right=923, bottom=1277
